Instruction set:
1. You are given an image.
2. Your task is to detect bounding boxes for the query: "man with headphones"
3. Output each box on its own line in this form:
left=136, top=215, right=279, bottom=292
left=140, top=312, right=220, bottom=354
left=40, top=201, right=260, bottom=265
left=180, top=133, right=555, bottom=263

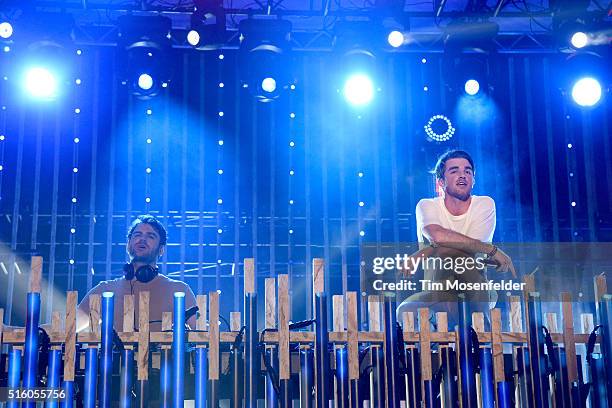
left=76, top=214, right=197, bottom=332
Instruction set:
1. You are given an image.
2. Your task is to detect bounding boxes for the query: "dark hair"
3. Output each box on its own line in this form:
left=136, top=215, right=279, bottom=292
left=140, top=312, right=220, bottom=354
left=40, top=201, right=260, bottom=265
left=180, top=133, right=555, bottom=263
left=127, top=215, right=167, bottom=245
left=432, top=150, right=475, bottom=180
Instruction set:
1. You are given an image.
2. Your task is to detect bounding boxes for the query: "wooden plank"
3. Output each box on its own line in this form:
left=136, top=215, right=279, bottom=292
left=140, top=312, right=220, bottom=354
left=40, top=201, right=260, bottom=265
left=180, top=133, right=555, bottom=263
left=51, top=311, right=61, bottom=333
left=436, top=312, right=448, bottom=333
left=346, top=292, right=359, bottom=380
left=137, top=291, right=150, bottom=381
left=491, top=309, right=505, bottom=383
left=64, top=291, right=78, bottom=381
left=544, top=313, right=558, bottom=333
left=196, top=295, right=207, bottom=331
left=209, top=291, right=220, bottom=380
left=472, top=312, right=485, bottom=333
left=561, top=293, right=577, bottom=382
left=278, top=275, right=290, bottom=380
left=581, top=314, right=594, bottom=334
left=123, top=295, right=135, bottom=333
left=368, top=295, right=381, bottom=332
left=419, top=308, right=432, bottom=381
left=162, top=312, right=172, bottom=331
left=333, top=295, right=345, bottom=332
left=30, top=256, right=43, bottom=293
left=402, top=312, right=415, bottom=332
left=0, top=308, right=4, bottom=350
left=595, top=274, right=607, bottom=303
left=312, top=258, right=325, bottom=294
left=230, top=312, right=241, bottom=332
left=89, top=294, right=101, bottom=335
left=244, top=258, right=255, bottom=294
left=509, top=296, right=523, bottom=332
left=265, top=278, right=277, bottom=329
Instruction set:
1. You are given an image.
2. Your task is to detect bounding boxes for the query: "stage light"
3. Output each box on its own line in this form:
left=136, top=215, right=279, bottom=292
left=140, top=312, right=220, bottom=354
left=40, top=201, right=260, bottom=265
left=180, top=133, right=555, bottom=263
left=424, top=114, right=456, bottom=142
left=23, top=67, right=58, bottom=99
left=464, top=79, right=480, bottom=96
left=187, top=30, right=200, bottom=47
left=571, top=77, right=602, bottom=107
left=138, top=73, right=153, bottom=90
left=387, top=31, right=404, bottom=48
left=570, top=32, right=588, bottom=49
left=262, top=77, right=277, bottom=93
left=0, top=22, right=12, bottom=39
left=343, top=74, right=374, bottom=106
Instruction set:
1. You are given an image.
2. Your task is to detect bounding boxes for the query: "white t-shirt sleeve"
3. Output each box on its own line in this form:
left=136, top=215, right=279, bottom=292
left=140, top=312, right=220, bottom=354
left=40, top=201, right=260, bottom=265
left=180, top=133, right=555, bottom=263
left=415, top=199, right=440, bottom=240
left=468, top=196, right=496, bottom=242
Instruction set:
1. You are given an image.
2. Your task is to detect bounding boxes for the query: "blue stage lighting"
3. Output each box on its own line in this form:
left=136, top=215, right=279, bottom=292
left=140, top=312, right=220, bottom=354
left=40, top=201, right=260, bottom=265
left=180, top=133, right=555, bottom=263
left=571, top=77, right=602, bottom=107
left=24, top=67, right=58, bottom=99
left=138, top=73, right=154, bottom=91
left=387, top=31, right=404, bottom=48
left=343, top=74, right=374, bottom=106
left=464, top=79, right=480, bottom=96
left=0, top=22, right=12, bottom=39
left=570, top=32, right=588, bottom=49
left=261, top=77, right=277, bottom=93
left=187, top=30, right=200, bottom=47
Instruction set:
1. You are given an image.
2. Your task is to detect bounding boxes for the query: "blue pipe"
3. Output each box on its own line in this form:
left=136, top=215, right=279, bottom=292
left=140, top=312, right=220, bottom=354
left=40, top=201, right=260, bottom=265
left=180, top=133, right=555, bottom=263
left=516, top=347, right=534, bottom=407
left=599, top=295, right=612, bottom=404
left=99, top=291, right=115, bottom=408
left=195, top=347, right=208, bottom=408
left=279, top=379, right=290, bottom=408
left=299, top=347, right=314, bottom=408
left=382, top=297, right=402, bottom=408
left=172, top=292, right=186, bottom=408
left=160, top=348, right=172, bottom=408
left=423, top=379, right=437, bottom=408
left=370, top=346, right=384, bottom=406
left=244, top=293, right=258, bottom=408
left=496, top=381, right=512, bottom=408
left=404, top=348, right=421, bottom=407
left=83, top=347, right=98, bottom=408
left=7, top=347, right=22, bottom=408
left=440, top=347, right=457, bottom=407
left=458, top=296, right=477, bottom=408
left=314, top=293, right=331, bottom=408
left=349, top=379, right=359, bottom=408
left=265, top=347, right=278, bottom=408
left=120, top=348, right=134, bottom=408
left=526, top=293, right=549, bottom=407
left=23, top=292, right=41, bottom=408
left=60, top=381, right=74, bottom=408
left=45, top=348, right=62, bottom=408
left=335, top=348, right=349, bottom=408
left=478, top=348, right=495, bottom=408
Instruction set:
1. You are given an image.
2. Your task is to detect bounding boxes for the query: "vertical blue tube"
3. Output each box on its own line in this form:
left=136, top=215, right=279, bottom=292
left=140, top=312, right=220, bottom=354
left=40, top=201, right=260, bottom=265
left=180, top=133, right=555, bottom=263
left=160, top=348, right=172, bottom=408
left=265, top=348, right=278, bottom=408
left=458, top=297, right=477, bottom=408
left=120, top=349, right=134, bottom=408
left=335, top=348, right=349, bottom=408
left=404, top=348, right=421, bottom=408
left=527, top=293, right=549, bottom=408
left=598, top=295, right=612, bottom=404
left=99, top=291, right=115, bottom=408
left=45, top=348, right=62, bottom=408
left=60, top=381, right=74, bottom=408
left=370, top=347, right=385, bottom=406
left=478, top=348, right=495, bottom=408
left=299, top=347, right=314, bottom=408
left=496, top=381, right=512, bottom=408
left=382, top=297, right=401, bottom=408
left=423, top=380, right=437, bottom=408
left=195, top=347, right=208, bottom=408
left=314, top=293, right=331, bottom=408
left=23, top=292, right=41, bottom=408
left=83, top=347, right=98, bottom=408
left=7, top=347, right=22, bottom=408
left=172, top=292, right=186, bottom=408
left=244, top=293, right=258, bottom=408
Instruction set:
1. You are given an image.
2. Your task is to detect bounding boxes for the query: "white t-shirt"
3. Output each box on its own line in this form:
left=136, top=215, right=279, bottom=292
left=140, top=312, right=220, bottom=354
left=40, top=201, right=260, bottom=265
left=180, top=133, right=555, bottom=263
left=415, top=195, right=496, bottom=243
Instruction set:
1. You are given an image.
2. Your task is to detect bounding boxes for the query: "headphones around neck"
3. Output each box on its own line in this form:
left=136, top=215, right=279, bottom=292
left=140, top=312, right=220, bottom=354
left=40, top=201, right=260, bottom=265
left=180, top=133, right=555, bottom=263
left=123, top=263, right=159, bottom=283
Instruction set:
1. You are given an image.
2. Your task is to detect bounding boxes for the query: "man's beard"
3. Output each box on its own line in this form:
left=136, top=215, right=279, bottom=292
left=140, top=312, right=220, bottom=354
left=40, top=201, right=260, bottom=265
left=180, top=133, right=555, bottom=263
left=446, top=186, right=471, bottom=201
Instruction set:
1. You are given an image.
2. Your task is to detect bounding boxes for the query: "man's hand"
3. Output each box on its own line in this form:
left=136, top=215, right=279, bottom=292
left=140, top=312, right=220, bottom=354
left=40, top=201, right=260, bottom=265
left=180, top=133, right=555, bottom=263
left=490, top=248, right=516, bottom=277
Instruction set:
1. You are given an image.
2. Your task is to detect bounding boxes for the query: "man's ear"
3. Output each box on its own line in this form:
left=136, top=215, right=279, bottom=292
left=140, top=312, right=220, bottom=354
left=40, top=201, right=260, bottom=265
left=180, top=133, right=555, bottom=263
left=158, top=245, right=166, bottom=258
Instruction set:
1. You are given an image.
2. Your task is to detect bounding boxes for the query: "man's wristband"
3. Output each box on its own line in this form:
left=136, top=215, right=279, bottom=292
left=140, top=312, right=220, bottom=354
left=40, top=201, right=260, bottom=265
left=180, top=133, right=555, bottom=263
left=487, top=245, right=498, bottom=258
